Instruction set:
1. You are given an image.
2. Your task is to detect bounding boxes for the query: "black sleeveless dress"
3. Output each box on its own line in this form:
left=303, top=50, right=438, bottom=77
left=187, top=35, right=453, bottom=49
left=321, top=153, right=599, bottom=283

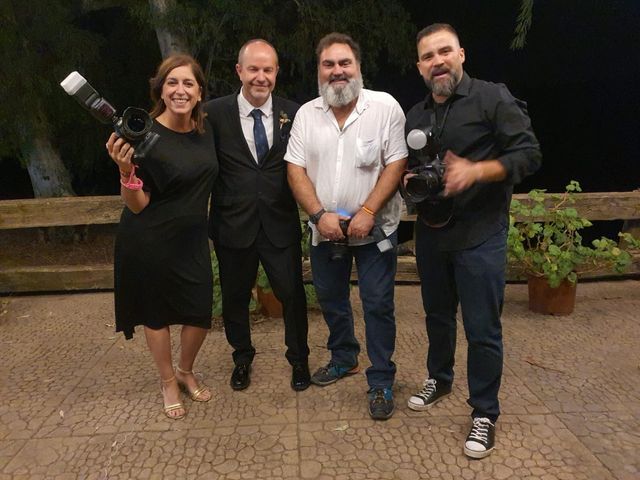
left=114, top=120, right=218, bottom=339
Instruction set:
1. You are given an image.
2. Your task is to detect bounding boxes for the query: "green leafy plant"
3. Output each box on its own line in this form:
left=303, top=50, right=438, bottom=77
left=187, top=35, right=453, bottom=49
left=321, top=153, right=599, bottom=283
left=210, top=249, right=223, bottom=318
left=255, top=263, right=272, bottom=293
left=508, top=181, right=640, bottom=288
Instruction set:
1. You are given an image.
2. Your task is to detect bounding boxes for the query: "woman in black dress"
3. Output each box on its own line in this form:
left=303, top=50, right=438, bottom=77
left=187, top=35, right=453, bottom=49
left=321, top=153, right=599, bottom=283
left=106, top=55, right=218, bottom=419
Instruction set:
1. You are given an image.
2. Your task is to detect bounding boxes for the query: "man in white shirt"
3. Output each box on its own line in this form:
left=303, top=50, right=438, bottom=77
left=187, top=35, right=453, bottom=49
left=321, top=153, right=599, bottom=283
left=285, top=32, right=408, bottom=420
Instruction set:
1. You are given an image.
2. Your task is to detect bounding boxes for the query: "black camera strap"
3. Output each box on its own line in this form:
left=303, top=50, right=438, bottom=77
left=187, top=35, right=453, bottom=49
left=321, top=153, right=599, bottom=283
left=430, top=101, right=452, bottom=143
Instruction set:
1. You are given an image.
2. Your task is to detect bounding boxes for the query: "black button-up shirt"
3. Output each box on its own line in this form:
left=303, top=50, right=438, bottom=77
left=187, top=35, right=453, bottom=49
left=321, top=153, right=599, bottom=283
left=406, top=72, right=542, bottom=250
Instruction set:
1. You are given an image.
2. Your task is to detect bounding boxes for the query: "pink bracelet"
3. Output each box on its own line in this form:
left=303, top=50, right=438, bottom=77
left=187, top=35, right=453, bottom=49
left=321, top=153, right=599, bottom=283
left=120, top=165, right=144, bottom=191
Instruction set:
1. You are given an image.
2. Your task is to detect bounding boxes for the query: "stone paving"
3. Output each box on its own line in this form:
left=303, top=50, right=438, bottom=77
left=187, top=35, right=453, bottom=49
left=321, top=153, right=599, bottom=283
left=0, top=280, right=639, bottom=479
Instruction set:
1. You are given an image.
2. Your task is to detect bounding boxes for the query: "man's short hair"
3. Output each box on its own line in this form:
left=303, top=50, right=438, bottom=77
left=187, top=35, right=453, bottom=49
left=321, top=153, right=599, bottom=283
left=237, top=38, right=278, bottom=64
left=315, top=32, right=361, bottom=63
left=416, top=23, right=460, bottom=45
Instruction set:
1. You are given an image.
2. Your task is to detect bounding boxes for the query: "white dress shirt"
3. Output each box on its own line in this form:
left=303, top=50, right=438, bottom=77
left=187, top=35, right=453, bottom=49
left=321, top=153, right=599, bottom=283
left=285, top=88, right=408, bottom=245
left=237, top=90, right=274, bottom=163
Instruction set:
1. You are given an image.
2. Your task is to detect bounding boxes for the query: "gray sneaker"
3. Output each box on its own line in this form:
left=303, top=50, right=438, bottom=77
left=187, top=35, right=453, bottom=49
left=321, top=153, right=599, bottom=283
left=310, top=361, right=360, bottom=386
left=368, top=387, right=395, bottom=420
left=407, top=378, right=452, bottom=411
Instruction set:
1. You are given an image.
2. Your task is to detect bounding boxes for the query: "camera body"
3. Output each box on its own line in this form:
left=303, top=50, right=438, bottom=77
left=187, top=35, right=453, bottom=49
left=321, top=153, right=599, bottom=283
left=60, top=72, right=159, bottom=162
left=404, top=157, right=446, bottom=203
left=403, top=126, right=454, bottom=227
left=404, top=127, right=446, bottom=202
left=329, top=219, right=393, bottom=261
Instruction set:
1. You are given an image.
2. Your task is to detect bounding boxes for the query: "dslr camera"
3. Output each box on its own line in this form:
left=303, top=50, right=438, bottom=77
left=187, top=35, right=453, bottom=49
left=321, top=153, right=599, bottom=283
left=330, top=219, right=393, bottom=261
left=402, top=126, right=453, bottom=227
left=60, top=71, right=159, bottom=162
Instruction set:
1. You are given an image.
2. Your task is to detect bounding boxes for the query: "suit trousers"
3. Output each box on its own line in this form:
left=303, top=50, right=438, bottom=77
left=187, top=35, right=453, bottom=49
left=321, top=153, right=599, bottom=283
left=215, top=227, right=309, bottom=366
left=415, top=222, right=506, bottom=422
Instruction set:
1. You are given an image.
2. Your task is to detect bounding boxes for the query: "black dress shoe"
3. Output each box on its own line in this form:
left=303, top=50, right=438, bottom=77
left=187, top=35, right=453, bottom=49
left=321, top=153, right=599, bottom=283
left=291, top=363, right=311, bottom=391
left=231, top=364, right=251, bottom=390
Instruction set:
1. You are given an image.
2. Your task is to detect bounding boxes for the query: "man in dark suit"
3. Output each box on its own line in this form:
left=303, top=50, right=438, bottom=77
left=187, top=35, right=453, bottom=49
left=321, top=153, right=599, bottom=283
left=204, top=39, right=310, bottom=391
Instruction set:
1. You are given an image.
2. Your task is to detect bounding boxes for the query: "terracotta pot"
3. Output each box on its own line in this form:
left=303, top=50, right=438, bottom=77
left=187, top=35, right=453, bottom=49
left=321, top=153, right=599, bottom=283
left=256, top=287, right=283, bottom=318
left=527, top=276, right=577, bottom=315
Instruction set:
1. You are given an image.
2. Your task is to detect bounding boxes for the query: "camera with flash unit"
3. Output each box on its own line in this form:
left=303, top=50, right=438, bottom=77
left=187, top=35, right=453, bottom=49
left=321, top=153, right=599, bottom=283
left=60, top=71, right=159, bottom=162
left=402, top=126, right=454, bottom=227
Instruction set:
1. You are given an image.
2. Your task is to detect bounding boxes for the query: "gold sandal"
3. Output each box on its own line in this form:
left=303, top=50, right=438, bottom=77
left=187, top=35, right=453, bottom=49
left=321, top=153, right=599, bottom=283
left=176, top=365, right=212, bottom=402
left=161, top=376, right=186, bottom=419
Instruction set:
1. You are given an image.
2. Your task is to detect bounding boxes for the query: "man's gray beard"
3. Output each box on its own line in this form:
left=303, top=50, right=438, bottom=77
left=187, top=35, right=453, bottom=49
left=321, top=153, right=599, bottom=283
left=319, top=76, right=363, bottom=107
left=427, top=70, right=460, bottom=98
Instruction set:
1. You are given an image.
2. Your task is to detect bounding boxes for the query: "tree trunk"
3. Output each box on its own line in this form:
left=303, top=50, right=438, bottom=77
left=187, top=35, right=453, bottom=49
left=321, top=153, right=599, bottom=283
left=148, top=0, right=189, bottom=58
left=23, top=132, right=75, bottom=198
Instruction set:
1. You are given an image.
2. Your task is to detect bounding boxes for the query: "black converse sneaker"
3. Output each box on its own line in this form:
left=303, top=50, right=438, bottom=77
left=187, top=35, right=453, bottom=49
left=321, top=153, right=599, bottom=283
left=407, top=378, right=452, bottom=411
left=464, top=417, right=495, bottom=459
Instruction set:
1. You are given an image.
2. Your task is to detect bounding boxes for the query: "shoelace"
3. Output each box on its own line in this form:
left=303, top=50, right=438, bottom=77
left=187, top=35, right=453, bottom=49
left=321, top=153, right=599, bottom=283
left=370, top=389, right=391, bottom=405
left=318, top=362, right=337, bottom=376
left=372, top=390, right=385, bottom=405
left=467, top=417, right=492, bottom=443
left=416, top=378, right=437, bottom=399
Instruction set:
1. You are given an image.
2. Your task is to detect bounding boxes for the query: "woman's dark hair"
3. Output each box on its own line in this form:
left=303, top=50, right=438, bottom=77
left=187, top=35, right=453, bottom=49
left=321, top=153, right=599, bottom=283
left=149, top=54, right=207, bottom=134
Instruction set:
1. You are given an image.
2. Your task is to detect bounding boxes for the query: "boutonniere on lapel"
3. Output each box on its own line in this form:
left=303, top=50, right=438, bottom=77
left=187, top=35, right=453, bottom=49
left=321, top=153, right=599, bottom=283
left=279, top=111, right=292, bottom=141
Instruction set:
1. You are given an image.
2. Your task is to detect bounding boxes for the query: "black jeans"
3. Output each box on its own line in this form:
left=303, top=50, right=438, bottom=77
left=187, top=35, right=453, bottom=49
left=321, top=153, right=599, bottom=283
left=416, top=222, right=506, bottom=422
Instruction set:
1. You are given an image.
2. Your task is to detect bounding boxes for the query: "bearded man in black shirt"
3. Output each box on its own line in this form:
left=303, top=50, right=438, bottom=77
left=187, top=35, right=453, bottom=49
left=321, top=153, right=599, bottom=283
left=404, top=23, right=542, bottom=459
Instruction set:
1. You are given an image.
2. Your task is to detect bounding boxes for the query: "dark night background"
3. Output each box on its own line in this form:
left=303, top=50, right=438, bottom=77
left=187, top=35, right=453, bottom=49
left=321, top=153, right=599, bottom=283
left=2, top=0, right=638, bottom=241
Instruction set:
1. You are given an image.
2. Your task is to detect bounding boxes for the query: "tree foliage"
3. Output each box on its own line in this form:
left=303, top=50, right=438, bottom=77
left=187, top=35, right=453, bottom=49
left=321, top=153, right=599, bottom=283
left=0, top=1, right=102, bottom=157
left=131, top=0, right=415, bottom=101
left=511, top=0, right=534, bottom=50
left=1, top=0, right=537, bottom=196
left=0, top=2, right=160, bottom=194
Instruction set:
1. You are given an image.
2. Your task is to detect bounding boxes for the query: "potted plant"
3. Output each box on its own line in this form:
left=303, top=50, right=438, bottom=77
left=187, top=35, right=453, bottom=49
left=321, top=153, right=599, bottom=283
left=507, top=181, right=639, bottom=315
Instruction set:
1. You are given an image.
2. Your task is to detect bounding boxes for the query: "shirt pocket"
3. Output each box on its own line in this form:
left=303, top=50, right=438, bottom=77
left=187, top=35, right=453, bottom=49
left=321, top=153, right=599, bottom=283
left=355, top=138, right=380, bottom=169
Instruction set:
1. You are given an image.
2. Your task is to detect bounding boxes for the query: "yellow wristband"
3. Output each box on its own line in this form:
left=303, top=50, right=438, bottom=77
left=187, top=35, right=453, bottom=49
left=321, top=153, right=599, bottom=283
left=361, top=205, right=376, bottom=216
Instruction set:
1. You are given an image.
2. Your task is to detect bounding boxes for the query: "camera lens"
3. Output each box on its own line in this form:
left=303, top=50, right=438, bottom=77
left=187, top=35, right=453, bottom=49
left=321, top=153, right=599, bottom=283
left=406, top=171, right=441, bottom=201
left=126, top=115, right=147, bottom=133
left=119, top=106, right=153, bottom=141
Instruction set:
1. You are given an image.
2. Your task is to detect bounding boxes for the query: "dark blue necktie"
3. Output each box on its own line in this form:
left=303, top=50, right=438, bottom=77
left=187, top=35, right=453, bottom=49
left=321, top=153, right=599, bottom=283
left=250, top=109, right=269, bottom=162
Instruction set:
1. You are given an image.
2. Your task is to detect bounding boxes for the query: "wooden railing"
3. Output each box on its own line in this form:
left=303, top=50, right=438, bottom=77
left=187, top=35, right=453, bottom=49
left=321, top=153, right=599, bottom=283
left=1, top=192, right=639, bottom=292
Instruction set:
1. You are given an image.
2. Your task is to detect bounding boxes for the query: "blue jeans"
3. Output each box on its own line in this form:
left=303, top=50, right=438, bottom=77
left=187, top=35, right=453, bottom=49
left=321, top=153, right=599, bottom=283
left=415, top=223, right=506, bottom=422
left=310, top=231, right=398, bottom=388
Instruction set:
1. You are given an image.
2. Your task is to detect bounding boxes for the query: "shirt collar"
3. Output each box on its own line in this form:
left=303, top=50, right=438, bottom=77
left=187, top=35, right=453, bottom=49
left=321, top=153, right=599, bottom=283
left=424, top=71, right=471, bottom=109
left=238, top=89, right=273, bottom=117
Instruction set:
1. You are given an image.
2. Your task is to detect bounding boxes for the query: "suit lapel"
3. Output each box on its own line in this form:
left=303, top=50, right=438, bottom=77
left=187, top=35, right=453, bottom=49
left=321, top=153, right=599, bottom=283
left=228, top=94, right=258, bottom=168
left=271, top=97, right=283, bottom=151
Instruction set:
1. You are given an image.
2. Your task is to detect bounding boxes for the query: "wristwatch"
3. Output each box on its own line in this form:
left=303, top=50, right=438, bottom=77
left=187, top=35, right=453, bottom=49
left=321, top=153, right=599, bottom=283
left=309, top=208, right=326, bottom=225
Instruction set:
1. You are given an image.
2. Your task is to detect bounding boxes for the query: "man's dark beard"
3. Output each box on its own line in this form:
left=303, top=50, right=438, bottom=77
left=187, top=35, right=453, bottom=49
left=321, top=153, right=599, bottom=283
left=426, top=70, right=460, bottom=98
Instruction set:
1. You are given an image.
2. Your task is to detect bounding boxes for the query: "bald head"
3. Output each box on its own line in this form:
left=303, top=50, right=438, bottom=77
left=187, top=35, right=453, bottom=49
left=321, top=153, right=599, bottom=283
left=237, top=39, right=279, bottom=65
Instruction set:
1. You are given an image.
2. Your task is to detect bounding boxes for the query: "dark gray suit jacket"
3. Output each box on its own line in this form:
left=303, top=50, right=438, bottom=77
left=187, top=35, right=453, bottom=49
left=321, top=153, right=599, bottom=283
left=204, top=94, right=301, bottom=249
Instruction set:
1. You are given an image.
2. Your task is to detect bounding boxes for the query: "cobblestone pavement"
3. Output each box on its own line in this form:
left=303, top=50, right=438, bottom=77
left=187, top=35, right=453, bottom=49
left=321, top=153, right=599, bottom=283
left=1, top=280, right=639, bottom=479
